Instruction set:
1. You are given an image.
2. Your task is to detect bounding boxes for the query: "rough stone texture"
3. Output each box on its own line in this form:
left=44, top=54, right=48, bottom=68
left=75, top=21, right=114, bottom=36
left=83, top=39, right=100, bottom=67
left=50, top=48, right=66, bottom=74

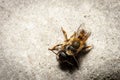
left=0, top=0, right=120, bottom=80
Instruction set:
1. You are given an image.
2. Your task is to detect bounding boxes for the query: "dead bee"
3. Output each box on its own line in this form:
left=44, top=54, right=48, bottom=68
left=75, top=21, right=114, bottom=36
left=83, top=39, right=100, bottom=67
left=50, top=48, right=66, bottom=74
left=48, top=24, right=92, bottom=66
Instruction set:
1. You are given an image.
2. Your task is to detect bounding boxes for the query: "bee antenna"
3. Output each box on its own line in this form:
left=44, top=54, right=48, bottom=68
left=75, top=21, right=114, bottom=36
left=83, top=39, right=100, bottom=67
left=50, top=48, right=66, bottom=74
left=49, top=49, right=58, bottom=55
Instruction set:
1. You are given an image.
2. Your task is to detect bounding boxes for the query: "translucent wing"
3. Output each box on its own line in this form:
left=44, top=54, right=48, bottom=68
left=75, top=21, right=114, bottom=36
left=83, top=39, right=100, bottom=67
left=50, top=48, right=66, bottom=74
left=76, top=23, right=91, bottom=39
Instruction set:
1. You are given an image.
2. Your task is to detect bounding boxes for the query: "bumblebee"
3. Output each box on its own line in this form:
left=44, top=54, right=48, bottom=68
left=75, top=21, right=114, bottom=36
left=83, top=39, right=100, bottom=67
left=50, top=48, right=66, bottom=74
left=48, top=24, right=92, bottom=66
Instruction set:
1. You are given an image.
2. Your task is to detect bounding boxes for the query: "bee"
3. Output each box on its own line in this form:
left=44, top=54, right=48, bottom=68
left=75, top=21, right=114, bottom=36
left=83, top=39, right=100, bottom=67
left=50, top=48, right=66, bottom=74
left=48, top=24, right=92, bottom=66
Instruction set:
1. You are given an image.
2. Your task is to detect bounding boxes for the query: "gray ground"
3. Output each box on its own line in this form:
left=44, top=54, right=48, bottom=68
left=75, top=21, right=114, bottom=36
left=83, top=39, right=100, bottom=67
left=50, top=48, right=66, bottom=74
left=0, top=0, right=120, bottom=80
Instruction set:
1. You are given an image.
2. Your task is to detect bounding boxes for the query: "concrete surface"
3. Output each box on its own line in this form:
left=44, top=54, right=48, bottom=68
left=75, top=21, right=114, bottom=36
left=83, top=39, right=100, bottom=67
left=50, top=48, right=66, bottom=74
left=0, top=0, right=120, bottom=80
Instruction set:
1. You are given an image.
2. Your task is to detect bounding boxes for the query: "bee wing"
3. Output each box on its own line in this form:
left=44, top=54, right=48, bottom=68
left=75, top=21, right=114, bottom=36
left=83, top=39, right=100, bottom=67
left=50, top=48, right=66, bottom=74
left=76, top=23, right=91, bottom=38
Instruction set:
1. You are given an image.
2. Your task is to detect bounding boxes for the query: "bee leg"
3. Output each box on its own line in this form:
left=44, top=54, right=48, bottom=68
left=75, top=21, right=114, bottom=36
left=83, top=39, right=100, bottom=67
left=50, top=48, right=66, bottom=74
left=64, top=60, right=74, bottom=65
left=48, top=44, right=62, bottom=50
left=49, top=48, right=58, bottom=55
left=84, top=45, right=93, bottom=52
left=51, top=50, right=58, bottom=55
left=48, top=44, right=62, bottom=55
left=61, top=27, right=68, bottom=41
left=70, top=32, right=76, bottom=38
left=76, top=44, right=84, bottom=54
left=73, top=56, right=79, bottom=67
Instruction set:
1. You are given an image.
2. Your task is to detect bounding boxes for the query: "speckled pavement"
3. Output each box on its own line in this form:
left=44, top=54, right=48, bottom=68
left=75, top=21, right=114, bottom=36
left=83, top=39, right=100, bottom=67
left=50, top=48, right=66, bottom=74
left=0, top=0, right=120, bottom=80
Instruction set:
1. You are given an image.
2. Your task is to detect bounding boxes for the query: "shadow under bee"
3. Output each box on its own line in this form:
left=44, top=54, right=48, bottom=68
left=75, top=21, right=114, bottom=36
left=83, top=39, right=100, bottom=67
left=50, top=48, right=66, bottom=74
left=58, top=45, right=91, bottom=73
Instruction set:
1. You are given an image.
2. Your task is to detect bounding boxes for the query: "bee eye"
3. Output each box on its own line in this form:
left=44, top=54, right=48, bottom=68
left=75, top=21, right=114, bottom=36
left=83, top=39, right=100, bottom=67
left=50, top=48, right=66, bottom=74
left=72, top=41, right=80, bottom=49
left=59, top=51, right=67, bottom=59
left=66, top=45, right=76, bottom=52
